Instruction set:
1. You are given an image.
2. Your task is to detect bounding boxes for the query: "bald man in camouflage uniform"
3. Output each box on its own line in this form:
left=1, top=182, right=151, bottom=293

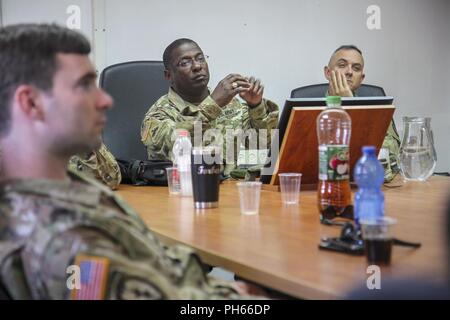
left=0, top=24, right=257, bottom=300
left=324, top=45, right=401, bottom=182
left=141, top=38, right=278, bottom=176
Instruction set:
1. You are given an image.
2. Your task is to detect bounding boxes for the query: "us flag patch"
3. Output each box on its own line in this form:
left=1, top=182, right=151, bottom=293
left=71, top=255, right=110, bottom=300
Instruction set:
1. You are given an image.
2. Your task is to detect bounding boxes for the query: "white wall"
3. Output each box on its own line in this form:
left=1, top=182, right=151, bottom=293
left=1, top=0, right=449, bottom=171
left=0, top=0, right=93, bottom=46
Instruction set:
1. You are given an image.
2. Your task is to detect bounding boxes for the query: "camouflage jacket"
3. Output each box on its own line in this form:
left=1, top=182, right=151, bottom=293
left=379, top=120, right=401, bottom=182
left=68, top=143, right=122, bottom=190
left=0, top=170, right=248, bottom=300
left=141, top=88, right=279, bottom=175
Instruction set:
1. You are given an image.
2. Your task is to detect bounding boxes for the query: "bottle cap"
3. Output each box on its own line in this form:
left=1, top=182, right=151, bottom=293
left=326, top=96, right=341, bottom=105
left=362, top=145, right=376, bottom=155
left=177, top=129, right=189, bottom=137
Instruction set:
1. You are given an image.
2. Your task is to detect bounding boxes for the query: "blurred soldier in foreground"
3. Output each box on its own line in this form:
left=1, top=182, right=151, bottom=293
left=0, top=24, right=260, bottom=299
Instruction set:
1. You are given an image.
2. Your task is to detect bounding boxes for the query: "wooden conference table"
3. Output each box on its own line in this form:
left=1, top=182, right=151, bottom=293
left=117, top=176, right=450, bottom=299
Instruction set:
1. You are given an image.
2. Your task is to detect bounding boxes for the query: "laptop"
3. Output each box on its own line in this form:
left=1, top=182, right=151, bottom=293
left=260, top=97, right=395, bottom=187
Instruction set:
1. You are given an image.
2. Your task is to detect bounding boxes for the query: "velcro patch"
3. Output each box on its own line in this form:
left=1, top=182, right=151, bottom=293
left=141, top=121, right=150, bottom=142
left=71, top=255, right=110, bottom=300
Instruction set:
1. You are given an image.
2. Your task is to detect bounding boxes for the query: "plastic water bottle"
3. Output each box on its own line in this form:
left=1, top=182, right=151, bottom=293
left=316, top=96, right=353, bottom=223
left=354, top=146, right=385, bottom=225
left=172, top=130, right=193, bottom=197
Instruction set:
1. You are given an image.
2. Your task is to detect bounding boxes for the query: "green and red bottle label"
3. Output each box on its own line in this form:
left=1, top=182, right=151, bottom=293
left=318, top=145, right=350, bottom=181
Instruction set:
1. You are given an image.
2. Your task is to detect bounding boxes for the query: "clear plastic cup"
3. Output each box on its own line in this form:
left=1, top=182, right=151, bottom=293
left=279, top=173, right=302, bottom=205
left=236, top=182, right=262, bottom=215
left=166, top=167, right=180, bottom=195
left=360, top=217, right=397, bottom=266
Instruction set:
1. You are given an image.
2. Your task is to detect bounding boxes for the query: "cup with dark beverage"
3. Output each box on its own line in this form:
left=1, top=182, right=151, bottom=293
left=191, top=146, right=221, bottom=209
left=360, top=217, right=397, bottom=266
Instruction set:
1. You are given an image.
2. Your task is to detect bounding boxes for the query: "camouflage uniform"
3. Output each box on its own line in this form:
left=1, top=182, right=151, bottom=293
left=68, top=143, right=122, bottom=190
left=141, top=88, right=279, bottom=176
left=379, top=120, right=401, bottom=182
left=0, top=169, right=251, bottom=299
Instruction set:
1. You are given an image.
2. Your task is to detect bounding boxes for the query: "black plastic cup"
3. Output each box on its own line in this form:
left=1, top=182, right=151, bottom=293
left=191, top=146, right=221, bottom=209
left=360, top=217, right=396, bottom=266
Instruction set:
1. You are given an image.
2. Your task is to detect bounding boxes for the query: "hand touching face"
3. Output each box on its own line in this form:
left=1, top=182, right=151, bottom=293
left=328, top=70, right=354, bottom=97
left=325, top=48, right=365, bottom=96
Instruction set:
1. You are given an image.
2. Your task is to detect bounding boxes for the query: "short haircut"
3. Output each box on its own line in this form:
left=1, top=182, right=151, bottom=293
left=0, top=23, right=91, bottom=136
left=333, top=45, right=363, bottom=56
left=163, top=38, right=199, bottom=70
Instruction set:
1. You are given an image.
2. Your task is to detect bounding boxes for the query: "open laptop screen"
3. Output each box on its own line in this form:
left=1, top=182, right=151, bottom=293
left=260, top=96, right=395, bottom=185
left=277, top=97, right=394, bottom=148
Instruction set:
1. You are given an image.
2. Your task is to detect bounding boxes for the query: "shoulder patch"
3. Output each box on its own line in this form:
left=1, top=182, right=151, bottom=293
left=71, top=255, right=110, bottom=300
left=141, top=120, right=151, bottom=142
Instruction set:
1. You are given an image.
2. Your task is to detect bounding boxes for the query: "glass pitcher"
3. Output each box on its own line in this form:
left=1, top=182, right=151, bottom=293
left=399, top=117, right=437, bottom=181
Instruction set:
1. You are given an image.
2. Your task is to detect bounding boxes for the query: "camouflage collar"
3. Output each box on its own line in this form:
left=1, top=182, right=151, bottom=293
left=68, top=167, right=114, bottom=196
left=0, top=173, right=104, bottom=207
left=168, top=87, right=212, bottom=111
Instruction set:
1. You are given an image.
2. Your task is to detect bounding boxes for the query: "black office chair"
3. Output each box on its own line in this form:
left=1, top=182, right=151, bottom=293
left=100, top=61, right=169, bottom=161
left=0, top=281, right=11, bottom=300
left=290, top=83, right=386, bottom=98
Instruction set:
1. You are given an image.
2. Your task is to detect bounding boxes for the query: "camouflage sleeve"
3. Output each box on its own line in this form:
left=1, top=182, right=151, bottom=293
left=141, top=105, right=180, bottom=161
left=68, top=143, right=122, bottom=190
left=23, top=227, right=248, bottom=300
left=379, top=120, right=401, bottom=182
left=242, top=99, right=279, bottom=149
left=141, top=97, right=222, bottom=161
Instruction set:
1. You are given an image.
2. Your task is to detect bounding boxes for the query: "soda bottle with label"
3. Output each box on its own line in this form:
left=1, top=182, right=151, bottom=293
left=316, top=96, right=353, bottom=222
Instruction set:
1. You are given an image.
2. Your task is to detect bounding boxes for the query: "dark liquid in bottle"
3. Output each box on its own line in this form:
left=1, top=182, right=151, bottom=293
left=364, top=238, right=393, bottom=265
left=318, top=180, right=354, bottom=223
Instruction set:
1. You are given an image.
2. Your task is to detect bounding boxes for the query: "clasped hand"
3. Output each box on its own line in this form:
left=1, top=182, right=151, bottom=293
left=211, top=74, right=264, bottom=108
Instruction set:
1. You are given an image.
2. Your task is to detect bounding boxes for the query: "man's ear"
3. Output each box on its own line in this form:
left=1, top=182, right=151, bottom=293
left=361, top=73, right=366, bottom=82
left=14, top=85, right=46, bottom=121
left=324, top=66, right=331, bottom=81
left=164, top=69, right=171, bottom=82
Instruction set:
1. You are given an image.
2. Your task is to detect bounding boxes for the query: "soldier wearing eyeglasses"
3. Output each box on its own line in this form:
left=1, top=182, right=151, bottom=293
left=141, top=38, right=279, bottom=177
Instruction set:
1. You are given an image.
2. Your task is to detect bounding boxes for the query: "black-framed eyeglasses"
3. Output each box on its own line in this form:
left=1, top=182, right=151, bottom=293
left=176, top=54, right=209, bottom=69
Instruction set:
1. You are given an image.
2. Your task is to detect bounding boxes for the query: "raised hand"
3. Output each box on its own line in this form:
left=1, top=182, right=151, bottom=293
left=239, top=76, right=263, bottom=107
left=211, top=74, right=250, bottom=107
